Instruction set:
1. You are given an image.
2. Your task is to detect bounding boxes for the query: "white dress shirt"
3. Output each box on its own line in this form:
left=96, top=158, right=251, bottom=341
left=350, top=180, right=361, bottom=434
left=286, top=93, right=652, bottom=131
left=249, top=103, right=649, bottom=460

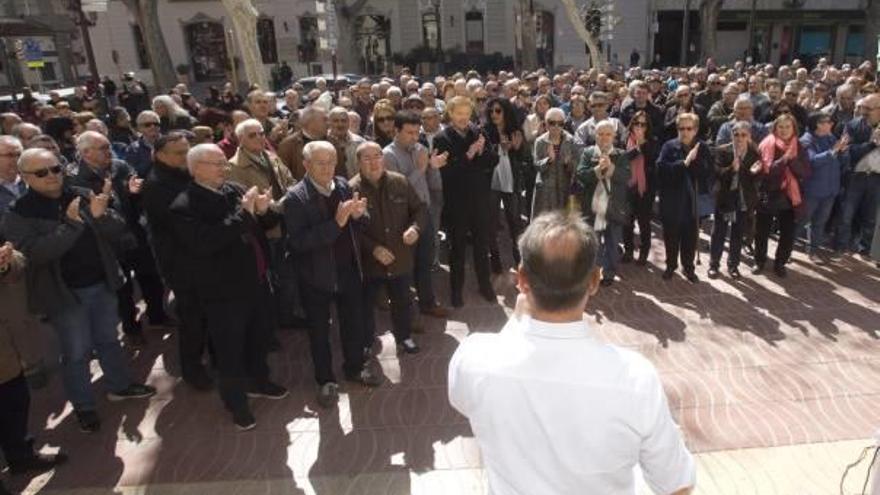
left=448, top=315, right=695, bottom=495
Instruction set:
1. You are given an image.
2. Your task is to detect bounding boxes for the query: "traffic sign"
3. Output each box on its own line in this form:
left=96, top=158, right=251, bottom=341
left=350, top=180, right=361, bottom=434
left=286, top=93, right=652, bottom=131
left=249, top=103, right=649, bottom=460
left=23, top=39, right=44, bottom=68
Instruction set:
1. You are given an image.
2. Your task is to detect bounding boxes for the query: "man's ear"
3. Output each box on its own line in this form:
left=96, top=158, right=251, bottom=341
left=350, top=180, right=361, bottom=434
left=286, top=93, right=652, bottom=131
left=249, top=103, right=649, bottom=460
left=515, top=266, right=529, bottom=295
left=587, top=267, right=602, bottom=297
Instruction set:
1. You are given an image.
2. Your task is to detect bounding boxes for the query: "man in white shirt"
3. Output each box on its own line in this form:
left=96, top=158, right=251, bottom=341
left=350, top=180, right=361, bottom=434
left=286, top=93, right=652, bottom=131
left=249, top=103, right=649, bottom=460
left=448, top=211, right=695, bottom=495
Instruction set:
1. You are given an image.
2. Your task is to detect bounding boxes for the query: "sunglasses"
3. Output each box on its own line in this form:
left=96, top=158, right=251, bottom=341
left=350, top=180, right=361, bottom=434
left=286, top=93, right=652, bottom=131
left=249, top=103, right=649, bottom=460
left=590, top=103, right=606, bottom=108
left=23, top=164, right=63, bottom=178
left=678, top=126, right=695, bottom=131
left=376, top=116, right=394, bottom=123
left=546, top=120, right=564, bottom=127
left=733, top=132, right=750, bottom=137
left=140, top=122, right=160, bottom=127
left=632, top=121, right=648, bottom=128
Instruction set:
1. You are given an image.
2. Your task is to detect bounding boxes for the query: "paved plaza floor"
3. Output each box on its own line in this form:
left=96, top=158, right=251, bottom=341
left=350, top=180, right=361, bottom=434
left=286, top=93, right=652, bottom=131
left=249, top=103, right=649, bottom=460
left=6, top=236, right=880, bottom=495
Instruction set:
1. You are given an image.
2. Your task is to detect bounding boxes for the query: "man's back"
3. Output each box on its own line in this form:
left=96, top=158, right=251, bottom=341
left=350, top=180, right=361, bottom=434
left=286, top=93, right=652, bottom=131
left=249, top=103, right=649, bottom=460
left=448, top=316, right=694, bottom=495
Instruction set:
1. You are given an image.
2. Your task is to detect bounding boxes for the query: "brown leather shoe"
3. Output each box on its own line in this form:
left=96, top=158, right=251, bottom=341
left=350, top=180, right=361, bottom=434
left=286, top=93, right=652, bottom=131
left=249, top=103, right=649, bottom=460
left=420, top=304, right=450, bottom=319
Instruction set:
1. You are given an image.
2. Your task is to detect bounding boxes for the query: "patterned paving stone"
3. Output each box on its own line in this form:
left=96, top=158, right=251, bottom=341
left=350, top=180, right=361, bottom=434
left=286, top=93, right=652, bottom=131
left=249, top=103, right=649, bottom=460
left=7, top=235, right=880, bottom=494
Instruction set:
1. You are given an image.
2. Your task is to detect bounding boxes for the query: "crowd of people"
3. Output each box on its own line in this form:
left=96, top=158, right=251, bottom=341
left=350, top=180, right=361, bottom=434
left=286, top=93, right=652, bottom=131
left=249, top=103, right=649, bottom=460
left=1, top=56, right=880, bottom=492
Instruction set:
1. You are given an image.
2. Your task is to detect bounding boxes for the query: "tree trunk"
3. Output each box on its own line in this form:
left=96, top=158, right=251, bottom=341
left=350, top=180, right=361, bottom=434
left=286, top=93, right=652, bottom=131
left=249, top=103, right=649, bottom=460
left=560, top=0, right=603, bottom=71
left=335, top=0, right=369, bottom=74
left=867, top=0, right=880, bottom=69
left=520, top=0, right=538, bottom=72
left=699, top=0, right=723, bottom=63
left=121, top=0, right=176, bottom=91
left=221, top=0, right=268, bottom=89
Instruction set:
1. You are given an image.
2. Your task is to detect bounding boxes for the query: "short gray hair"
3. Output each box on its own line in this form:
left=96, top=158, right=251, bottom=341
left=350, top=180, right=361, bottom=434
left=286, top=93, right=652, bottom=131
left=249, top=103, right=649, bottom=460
left=518, top=211, right=599, bottom=311
left=17, top=148, right=55, bottom=171
left=75, top=130, right=108, bottom=153
left=234, top=118, right=263, bottom=140
left=594, top=119, right=616, bottom=135
left=731, top=120, right=753, bottom=135
left=186, top=143, right=224, bottom=174
left=0, top=135, right=23, bottom=151
left=545, top=107, right=565, bottom=122
left=136, top=110, right=160, bottom=125
left=733, top=94, right=754, bottom=109
left=85, top=119, right=108, bottom=136
left=303, top=140, right=336, bottom=162
left=11, top=122, right=40, bottom=139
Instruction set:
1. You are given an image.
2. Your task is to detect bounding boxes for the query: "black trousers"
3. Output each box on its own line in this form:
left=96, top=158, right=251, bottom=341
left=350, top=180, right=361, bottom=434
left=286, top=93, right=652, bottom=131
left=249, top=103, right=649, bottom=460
left=623, top=188, right=654, bottom=257
left=202, top=284, right=273, bottom=413
left=662, top=220, right=698, bottom=273
left=300, top=265, right=366, bottom=385
left=755, top=208, right=796, bottom=268
left=174, top=289, right=210, bottom=381
left=0, top=374, right=31, bottom=465
left=488, top=191, right=523, bottom=267
left=364, top=274, right=413, bottom=346
left=118, top=247, right=166, bottom=333
left=710, top=210, right=745, bottom=269
left=448, top=206, right=493, bottom=299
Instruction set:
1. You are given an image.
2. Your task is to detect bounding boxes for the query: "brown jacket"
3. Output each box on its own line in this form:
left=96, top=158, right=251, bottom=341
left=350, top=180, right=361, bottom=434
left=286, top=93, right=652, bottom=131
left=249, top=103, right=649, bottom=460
left=278, top=131, right=348, bottom=181
left=350, top=171, right=426, bottom=278
left=0, top=250, right=43, bottom=384
left=228, top=148, right=296, bottom=239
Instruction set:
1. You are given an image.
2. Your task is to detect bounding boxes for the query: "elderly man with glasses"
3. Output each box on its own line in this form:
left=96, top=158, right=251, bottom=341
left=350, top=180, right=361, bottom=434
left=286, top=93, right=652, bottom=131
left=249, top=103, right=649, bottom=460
left=71, top=131, right=169, bottom=342
left=124, top=110, right=162, bottom=177
left=2, top=148, right=156, bottom=434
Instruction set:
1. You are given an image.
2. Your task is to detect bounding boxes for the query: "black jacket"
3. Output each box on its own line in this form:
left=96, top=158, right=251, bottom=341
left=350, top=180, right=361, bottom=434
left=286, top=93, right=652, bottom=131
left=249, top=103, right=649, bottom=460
left=432, top=124, right=498, bottom=217
left=169, top=181, right=278, bottom=302
left=712, top=143, right=760, bottom=214
left=283, top=177, right=366, bottom=293
left=141, top=160, right=192, bottom=290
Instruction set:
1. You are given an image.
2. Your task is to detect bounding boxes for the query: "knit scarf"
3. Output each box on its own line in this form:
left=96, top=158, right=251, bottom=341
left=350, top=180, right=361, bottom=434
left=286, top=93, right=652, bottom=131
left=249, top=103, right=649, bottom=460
left=758, top=133, right=802, bottom=208
left=626, top=134, right=647, bottom=196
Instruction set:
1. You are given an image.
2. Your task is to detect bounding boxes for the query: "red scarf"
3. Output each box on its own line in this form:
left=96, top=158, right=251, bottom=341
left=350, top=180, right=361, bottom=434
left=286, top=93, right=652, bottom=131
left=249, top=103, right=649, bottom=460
left=626, top=134, right=647, bottom=196
left=758, top=133, right=802, bottom=208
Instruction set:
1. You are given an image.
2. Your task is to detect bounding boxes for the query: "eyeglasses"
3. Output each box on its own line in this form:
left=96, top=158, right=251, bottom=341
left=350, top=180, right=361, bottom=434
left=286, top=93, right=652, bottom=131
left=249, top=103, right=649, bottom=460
left=678, top=126, right=695, bottom=131
left=0, top=151, right=21, bottom=159
left=632, top=121, right=648, bottom=128
left=140, top=122, right=160, bottom=128
left=546, top=120, right=564, bottom=127
left=91, top=144, right=111, bottom=152
left=246, top=131, right=265, bottom=139
left=22, top=164, right=63, bottom=178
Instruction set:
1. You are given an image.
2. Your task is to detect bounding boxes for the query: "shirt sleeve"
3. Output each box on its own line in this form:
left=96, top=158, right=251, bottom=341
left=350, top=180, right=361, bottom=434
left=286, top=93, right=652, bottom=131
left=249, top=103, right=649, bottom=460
left=638, top=365, right=696, bottom=495
left=447, top=338, right=476, bottom=417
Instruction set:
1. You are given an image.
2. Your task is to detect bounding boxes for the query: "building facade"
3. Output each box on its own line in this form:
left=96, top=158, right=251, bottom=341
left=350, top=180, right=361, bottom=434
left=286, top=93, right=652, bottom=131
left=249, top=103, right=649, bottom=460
left=0, top=0, right=872, bottom=94
left=0, top=0, right=84, bottom=92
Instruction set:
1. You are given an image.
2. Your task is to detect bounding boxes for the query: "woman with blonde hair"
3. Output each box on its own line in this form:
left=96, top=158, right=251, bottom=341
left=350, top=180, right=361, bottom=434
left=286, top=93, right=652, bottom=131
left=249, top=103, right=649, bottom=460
left=753, top=113, right=810, bottom=277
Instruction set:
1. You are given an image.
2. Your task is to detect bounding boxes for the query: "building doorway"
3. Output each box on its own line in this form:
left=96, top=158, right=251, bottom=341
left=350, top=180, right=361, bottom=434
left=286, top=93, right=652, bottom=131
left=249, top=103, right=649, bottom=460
left=355, top=15, right=390, bottom=75
left=184, top=21, right=228, bottom=82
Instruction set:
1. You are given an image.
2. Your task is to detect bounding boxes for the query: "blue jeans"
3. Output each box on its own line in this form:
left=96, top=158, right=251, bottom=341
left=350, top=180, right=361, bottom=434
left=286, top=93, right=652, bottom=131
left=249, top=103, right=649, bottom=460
left=837, top=172, right=880, bottom=252
left=598, top=224, right=622, bottom=281
left=800, top=195, right=836, bottom=253
left=413, top=214, right=438, bottom=309
left=48, top=284, right=132, bottom=411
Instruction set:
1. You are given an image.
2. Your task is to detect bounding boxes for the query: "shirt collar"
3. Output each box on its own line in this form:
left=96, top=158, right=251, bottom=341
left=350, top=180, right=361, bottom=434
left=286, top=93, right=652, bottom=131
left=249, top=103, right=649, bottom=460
left=520, top=315, right=594, bottom=340
left=307, top=175, right=335, bottom=197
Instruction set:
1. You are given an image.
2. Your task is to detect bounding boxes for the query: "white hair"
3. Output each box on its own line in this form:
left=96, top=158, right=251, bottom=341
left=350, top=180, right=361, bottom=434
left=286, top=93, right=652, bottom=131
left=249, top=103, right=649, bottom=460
left=0, top=135, right=23, bottom=151
left=17, top=148, right=55, bottom=171
left=545, top=107, right=565, bottom=122
left=234, top=118, right=263, bottom=140
left=152, top=94, right=189, bottom=119
left=387, top=86, right=403, bottom=97
left=303, top=140, right=336, bottom=162
left=594, top=119, right=616, bottom=135
left=11, top=123, right=40, bottom=139
left=466, top=78, right=483, bottom=93
left=734, top=94, right=754, bottom=108
left=75, top=130, right=108, bottom=153
left=85, top=119, right=108, bottom=136
left=328, top=106, right=349, bottom=118
left=420, top=82, right=436, bottom=95
left=136, top=110, right=160, bottom=125
left=186, top=143, right=224, bottom=174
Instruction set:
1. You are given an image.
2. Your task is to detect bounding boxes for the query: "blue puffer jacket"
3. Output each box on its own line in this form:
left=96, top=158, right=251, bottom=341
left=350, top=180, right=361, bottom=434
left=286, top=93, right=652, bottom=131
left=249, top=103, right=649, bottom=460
left=800, top=132, right=849, bottom=199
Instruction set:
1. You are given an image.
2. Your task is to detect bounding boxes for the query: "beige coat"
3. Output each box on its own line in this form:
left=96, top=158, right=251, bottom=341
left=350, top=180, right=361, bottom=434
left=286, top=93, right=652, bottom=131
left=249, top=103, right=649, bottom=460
left=228, top=148, right=296, bottom=239
left=0, top=251, right=43, bottom=384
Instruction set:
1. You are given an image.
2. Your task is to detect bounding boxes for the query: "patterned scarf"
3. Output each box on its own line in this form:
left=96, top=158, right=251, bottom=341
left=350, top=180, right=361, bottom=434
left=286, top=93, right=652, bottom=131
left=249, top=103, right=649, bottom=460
left=758, top=133, right=802, bottom=208
left=626, top=134, right=646, bottom=196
